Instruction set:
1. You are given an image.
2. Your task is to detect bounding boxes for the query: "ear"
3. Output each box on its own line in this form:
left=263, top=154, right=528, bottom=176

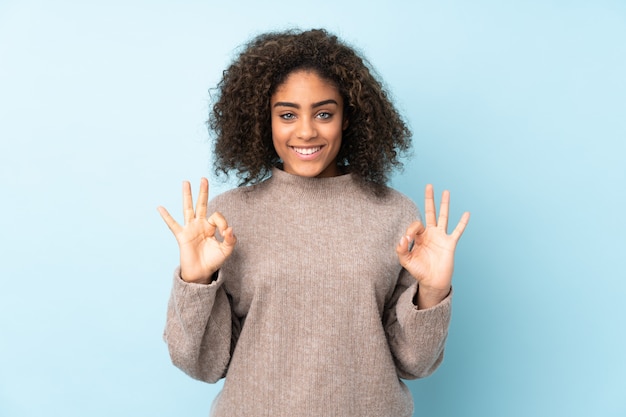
left=342, top=117, right=349, bottom=131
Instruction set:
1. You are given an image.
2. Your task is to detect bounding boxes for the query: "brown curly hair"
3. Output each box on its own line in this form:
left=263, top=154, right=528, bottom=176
left=209, top=28, right=412, bottom=191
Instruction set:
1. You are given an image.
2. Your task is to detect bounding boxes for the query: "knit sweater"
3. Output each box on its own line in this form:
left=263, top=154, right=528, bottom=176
left=164, top=168, right=452, bottom=417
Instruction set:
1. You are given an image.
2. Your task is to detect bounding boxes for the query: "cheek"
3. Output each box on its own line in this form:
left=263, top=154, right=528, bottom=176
left=271, top=116, right=294, bottom=136
left=270, top=122, right=285, bottom=143
left=328, top=121, right=345, bottom=141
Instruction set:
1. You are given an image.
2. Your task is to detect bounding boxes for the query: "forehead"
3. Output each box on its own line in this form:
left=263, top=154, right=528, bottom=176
left=272, top=70, right=340, bottom=100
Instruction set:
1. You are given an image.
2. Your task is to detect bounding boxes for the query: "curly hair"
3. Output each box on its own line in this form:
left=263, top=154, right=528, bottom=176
left=209, top=28, right=412, bottom=192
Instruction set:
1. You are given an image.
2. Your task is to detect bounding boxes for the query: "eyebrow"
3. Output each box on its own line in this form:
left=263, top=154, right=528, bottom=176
left=272, top=99, right=338, bottom=109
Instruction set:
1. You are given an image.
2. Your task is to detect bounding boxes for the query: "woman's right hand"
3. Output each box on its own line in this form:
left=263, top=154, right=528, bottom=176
left=157, top=178, right=236, bottom=284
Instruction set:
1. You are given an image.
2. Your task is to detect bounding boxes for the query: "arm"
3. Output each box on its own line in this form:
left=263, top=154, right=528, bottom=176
left=158, top=178, right=239, bottom=382
left=387, top=184, right=469, bottom=378
left=383, top=270, right=452, bottom=379
left=163, top=269, right=236, bottom=382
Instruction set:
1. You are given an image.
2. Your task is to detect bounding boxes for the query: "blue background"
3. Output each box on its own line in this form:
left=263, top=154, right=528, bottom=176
left=1, top=1, right=624, bottom=416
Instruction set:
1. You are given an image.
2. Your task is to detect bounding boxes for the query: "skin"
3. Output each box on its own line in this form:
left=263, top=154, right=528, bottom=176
left=158, top=178, right=236, bottom=284
left=396, top=185, right=470, bottom=309
left=158, top=69, right=470, bottom=308
left=270, top=70, right=348, bottom=178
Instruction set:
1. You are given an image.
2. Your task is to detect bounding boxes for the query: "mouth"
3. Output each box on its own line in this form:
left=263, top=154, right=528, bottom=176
left=291, top=146, right=322, bottom=156
left=291, top=146, right=323, bottom=161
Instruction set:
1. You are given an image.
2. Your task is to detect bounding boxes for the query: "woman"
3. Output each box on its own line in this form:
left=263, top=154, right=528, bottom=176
left=158, top=28, right=469, bottom=416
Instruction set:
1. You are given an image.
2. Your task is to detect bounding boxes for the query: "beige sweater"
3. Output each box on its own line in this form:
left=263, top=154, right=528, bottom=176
left=164, top=168, right=452, bottom=416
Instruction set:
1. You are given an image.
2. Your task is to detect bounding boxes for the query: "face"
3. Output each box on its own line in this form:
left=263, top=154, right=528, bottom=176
left=270, top=70, right=348, bottom=178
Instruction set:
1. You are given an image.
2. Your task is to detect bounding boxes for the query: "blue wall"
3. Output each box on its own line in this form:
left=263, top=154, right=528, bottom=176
left=1, top=1, right=624, bottom=416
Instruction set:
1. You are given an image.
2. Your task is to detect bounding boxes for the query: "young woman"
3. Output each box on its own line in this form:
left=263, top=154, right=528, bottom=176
left=158, top=28, right=470, bottom=417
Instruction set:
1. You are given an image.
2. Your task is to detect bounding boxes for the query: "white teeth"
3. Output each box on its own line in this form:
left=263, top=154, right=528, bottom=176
left=293, top=146, right=321, bottom=155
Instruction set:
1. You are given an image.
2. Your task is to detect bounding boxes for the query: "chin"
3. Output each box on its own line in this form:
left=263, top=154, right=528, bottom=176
left=295, top=168, right=324, bottom=178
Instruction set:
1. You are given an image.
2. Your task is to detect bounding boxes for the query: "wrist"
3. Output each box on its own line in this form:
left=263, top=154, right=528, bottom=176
left=415, top=285, right=450, bottom=310
left=180, top=269, right=218, bottom=285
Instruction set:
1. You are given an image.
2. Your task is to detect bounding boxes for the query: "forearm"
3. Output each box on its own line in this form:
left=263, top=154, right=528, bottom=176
left=385, top=274, right=452, bottom=379
left=164, top=269, right=233, bottom=382
left=415, top=285, right=451, bottom=310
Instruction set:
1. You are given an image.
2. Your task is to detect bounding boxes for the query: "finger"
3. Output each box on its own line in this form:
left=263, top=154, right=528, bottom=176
left=195, top=177, right=209, bottom=219
left=438, top=190, right=450, bottom=233
left=207, top=211, right=229, bottom=236
left=424, top=184, right=437, bottom=227
left=395, top=235, right=412, bottom=265
left=157, top=206, right=182, bottom=235
left=451, top=211, right=471, bottom=241
left=182, top=181, right=195, bottom=225
left=405, top=220, right=426, bottom=237
left=220, top=226, right=237, bottom=255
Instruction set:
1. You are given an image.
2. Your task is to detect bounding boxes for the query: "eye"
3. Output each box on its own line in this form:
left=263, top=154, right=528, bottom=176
left=317, top=112, right=332, bottom=120
left=280, top=112, right=296, bottom=120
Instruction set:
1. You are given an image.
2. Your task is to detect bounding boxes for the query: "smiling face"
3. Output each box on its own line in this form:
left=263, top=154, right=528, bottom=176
left=270, top=70, right=348, bottom=178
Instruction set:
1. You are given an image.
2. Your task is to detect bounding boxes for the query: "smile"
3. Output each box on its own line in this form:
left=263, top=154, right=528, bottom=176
left=291, top=146, right=322, bottom=155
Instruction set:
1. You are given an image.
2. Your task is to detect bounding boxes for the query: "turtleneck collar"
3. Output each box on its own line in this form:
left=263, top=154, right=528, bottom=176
left=267, top=167, right=355, bottom=197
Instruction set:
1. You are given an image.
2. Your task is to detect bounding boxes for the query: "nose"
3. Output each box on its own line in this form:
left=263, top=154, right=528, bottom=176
left=296, top=118, right=317, bottom=141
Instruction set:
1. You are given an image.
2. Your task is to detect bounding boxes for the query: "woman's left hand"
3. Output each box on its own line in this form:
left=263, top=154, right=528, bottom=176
left=396, top=184, right=470, bottom=309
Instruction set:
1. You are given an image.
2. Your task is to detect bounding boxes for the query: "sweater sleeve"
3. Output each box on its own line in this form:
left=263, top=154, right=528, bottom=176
left=383, top=268, right=452, bottom=380
left=163, top=268, right=238, bottom=383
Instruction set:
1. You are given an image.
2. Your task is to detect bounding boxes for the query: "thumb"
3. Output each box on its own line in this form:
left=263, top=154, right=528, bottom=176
left=220, top=226, right=237, bottom=255
left=396, top=235, right=413, bottom=266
